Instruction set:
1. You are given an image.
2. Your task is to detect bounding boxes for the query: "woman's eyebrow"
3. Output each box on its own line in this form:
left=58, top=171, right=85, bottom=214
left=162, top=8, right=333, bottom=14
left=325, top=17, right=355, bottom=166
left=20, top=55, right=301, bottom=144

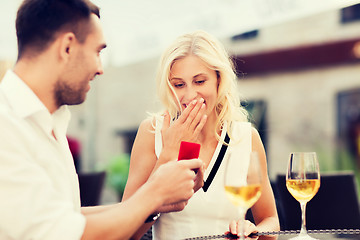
left=170, top=73, right=207, bottom=81
left=170, top=77, right=183, bottom=81
left=193, top=73, right=207, bottom=79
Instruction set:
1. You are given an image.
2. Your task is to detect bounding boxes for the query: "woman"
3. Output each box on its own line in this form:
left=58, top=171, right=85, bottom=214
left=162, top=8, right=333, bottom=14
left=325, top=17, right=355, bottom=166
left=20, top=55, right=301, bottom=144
left=122, top=30, right=280, bottom=240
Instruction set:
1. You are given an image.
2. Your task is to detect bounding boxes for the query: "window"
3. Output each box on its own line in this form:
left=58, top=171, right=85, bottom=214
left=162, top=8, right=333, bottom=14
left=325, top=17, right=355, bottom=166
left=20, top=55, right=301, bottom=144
left=116, top=129, right=138, bottom=154
left=341, top=4, right=360, bottom=24
left=242, top=100, right=268, bottom=151
left=231, top=30, right=258, bottom=41
left=337, top=88, right=360, bottom=168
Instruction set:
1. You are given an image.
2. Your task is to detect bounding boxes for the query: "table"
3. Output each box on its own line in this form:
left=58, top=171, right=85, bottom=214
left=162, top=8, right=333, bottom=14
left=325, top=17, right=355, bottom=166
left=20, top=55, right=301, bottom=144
left=184, top=229, right=360, bottom=240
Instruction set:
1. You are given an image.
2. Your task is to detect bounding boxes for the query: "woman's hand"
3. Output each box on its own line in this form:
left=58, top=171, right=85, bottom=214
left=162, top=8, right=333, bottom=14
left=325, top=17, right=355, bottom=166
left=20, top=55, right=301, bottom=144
left=193, top=162, right=205, bottom=193
left=229, top=219, right=258, bottom=239
left=160, top=98, right=207, bottom=160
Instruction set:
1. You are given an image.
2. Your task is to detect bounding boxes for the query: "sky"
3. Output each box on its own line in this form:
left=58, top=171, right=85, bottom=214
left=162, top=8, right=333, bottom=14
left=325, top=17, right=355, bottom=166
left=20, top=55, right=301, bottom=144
left=1, top=0, right=359, bottom=67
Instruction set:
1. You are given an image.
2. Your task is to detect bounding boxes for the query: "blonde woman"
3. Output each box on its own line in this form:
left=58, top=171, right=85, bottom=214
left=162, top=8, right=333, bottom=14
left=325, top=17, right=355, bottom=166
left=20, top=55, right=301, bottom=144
left=122, top=30, right=280, bottom=239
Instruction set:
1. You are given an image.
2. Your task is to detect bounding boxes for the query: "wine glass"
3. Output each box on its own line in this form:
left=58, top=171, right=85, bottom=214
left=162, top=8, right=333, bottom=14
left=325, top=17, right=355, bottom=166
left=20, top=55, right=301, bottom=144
left=224, top=152, right=262, bottom=240
left=286, top=152, right=321, bottom=240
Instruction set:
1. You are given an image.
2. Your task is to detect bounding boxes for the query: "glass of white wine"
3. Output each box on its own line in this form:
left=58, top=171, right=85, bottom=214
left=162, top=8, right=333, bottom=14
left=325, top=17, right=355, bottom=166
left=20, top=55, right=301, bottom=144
left=224, top=152, right=262, bottom=240
left=286, top=152, right=320, bottom=240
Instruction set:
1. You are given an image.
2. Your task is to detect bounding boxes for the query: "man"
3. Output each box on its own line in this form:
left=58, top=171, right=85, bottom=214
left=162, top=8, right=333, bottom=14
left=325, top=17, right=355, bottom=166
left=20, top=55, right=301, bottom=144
left=0, top=0, right=205, bottom=239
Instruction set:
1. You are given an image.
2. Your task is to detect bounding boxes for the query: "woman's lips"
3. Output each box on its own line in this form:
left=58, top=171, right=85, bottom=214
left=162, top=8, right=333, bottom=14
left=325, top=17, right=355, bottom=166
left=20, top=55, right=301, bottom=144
left=182, top=100, right=206, bottom=109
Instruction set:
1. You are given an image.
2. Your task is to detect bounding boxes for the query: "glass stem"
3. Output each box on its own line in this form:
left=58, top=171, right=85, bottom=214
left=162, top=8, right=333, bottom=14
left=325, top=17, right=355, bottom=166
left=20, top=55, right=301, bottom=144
left=300, top=202, right=308, bottom=235
left=238, top=209, right=247, bottom=240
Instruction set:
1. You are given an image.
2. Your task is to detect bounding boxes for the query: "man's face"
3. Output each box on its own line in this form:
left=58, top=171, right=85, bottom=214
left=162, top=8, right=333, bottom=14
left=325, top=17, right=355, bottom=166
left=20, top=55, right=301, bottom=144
left=55, top=14, right=106, bottom=107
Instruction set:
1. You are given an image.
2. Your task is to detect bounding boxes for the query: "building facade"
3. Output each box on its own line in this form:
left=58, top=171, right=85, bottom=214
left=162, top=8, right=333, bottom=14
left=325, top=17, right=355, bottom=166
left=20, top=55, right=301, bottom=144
left=65, top=6, right=360, bottom=183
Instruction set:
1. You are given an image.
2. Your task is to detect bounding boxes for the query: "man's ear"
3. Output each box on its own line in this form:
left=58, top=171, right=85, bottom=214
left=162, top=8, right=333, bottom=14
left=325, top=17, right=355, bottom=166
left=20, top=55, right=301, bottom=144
left=58, top=32, right=76, bottom=62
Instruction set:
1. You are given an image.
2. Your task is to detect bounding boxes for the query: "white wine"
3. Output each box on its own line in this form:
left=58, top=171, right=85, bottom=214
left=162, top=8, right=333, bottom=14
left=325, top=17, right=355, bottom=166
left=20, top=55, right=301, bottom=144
left=224, top=184, right=262, bottom=209
left=286, top=179, right=320, bottom=202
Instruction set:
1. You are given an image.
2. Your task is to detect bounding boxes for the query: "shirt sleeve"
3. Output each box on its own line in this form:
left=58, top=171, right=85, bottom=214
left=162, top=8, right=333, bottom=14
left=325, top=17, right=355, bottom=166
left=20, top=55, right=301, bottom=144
left=0, top=118, right=86, bottom=240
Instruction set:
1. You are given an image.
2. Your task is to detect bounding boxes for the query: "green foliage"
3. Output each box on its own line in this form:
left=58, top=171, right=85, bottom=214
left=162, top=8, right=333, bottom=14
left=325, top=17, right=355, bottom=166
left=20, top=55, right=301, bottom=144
left=337, top=148, right=360, bottom=194
left=315, top=145, right=336, bottom=172
left=104, top=154, right=130, bottom=197
left=310, top=145, right=360, bottom=197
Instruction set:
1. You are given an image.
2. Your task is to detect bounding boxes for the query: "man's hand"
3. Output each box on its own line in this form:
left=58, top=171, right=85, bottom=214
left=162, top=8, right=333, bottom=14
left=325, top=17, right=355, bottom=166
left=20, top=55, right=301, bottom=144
left=148, top=159, right=203, bottom=207
left=156, top=201, right=188, bottom=213
left=155, top=161, right=204, bottom=213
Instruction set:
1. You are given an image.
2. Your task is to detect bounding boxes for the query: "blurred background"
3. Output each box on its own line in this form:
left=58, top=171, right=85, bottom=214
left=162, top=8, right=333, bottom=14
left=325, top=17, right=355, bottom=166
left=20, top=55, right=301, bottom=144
left=1, top=0, right=360, bottom=204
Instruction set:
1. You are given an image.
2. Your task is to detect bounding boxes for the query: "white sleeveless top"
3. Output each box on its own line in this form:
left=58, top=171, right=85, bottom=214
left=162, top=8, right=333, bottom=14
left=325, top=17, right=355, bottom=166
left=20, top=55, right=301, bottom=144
left=153, top=117, right=252, bottom=240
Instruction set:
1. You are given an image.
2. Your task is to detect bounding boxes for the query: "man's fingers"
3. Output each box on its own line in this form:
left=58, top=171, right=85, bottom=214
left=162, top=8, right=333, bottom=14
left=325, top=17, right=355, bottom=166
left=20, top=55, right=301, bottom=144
left=178, top=158, right=203, bottom=171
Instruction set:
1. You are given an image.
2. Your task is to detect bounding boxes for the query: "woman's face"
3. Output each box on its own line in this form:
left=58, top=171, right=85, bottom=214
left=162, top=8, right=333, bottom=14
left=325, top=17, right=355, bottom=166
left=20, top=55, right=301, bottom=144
left=169, top=55, right=218, bottom=117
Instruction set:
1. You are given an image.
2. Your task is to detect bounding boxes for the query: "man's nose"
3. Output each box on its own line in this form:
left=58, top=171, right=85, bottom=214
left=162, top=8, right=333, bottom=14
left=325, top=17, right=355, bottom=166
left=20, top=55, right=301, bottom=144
left=96, top=58, right=104, bottom=76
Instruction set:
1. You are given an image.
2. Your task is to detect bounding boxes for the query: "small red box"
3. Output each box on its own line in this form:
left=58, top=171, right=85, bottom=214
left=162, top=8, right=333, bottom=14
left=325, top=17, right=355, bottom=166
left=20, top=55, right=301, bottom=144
left=178, top=141, right=201, bottom=160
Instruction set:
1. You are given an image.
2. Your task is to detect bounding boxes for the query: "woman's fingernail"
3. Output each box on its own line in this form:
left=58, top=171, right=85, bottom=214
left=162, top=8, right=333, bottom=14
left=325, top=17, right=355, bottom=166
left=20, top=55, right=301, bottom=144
left=199, top=98, right=204, bottom=103
left=191, top=99, right=197, bottom=105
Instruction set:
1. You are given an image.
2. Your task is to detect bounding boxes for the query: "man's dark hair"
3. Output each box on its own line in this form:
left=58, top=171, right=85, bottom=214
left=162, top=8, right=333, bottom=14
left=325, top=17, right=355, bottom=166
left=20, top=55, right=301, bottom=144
left=16, top=0, right=100, bottom=59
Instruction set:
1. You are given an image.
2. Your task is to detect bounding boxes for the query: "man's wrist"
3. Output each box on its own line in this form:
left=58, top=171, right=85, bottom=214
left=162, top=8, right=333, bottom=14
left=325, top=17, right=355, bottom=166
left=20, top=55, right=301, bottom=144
left=139, top=179, right=164, bottom=216
left=145, top=212, right=161, bottom=223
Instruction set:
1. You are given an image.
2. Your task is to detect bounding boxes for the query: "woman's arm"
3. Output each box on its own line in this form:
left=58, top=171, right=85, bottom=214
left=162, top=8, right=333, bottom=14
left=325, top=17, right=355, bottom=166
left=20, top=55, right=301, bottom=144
left=121, top=118, right=161, bottom=240
left=229, top=127, right=280, bottom=237
left=122, top=100, right=207, bottom=239
left=123, top=98, right=208, bottom=204
left=154, top=99, right=207, bottom=171
left=250, top=127, right=280, bottom=232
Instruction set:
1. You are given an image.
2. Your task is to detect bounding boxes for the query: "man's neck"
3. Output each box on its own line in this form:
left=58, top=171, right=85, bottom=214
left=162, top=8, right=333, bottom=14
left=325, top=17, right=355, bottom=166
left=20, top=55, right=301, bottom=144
left=13, top=58, right=59, bottom=114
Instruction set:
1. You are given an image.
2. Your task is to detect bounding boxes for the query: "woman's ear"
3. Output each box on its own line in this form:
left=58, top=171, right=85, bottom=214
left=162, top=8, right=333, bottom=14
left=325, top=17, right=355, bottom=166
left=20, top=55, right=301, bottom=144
left=58, top=32, right=76, bottom=61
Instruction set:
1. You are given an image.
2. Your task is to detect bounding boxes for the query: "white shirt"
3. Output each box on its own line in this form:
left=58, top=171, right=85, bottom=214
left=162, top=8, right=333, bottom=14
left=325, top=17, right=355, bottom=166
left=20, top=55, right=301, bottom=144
left=0, top=70, right=86, bottom=240
left=153, top=117, right=252, bottom=239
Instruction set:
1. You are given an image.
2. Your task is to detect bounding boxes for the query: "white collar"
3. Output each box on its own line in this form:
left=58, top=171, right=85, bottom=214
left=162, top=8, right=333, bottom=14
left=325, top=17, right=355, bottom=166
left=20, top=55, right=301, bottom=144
left=0, top=70, right=71, bottom=137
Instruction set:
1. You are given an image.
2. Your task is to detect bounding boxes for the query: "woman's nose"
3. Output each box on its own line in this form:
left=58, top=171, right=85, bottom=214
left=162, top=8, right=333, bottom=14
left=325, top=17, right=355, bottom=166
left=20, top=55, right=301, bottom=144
left=183, top=86, right=198, bottom=102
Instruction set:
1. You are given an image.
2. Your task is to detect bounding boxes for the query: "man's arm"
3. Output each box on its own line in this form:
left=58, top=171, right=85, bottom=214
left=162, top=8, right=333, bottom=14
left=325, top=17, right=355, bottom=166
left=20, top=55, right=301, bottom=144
left=81, top=159, right=202, bottom=240
left=81, top=180, right=162, bottom=240
left=81, top=205, right=115, bottom=215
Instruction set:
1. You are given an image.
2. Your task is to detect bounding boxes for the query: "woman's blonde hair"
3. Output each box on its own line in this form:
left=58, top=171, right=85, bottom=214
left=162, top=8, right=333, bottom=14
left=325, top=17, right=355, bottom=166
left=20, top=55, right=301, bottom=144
left=155, top=30, right=248, bottom=142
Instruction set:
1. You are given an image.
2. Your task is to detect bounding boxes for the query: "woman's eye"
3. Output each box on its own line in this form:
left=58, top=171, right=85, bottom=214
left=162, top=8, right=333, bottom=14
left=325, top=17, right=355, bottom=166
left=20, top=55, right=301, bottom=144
left=174, top=83, right=185, bottom=88
left=195, top=79, right=205, bottom=84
